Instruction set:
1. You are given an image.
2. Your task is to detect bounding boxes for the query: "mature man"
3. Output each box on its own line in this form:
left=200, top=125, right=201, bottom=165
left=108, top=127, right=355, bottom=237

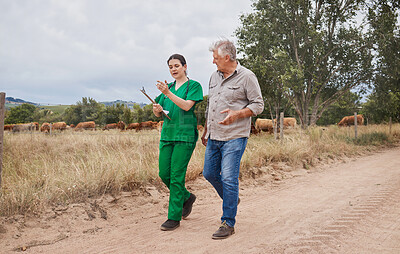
left=201, top=39, right=264, bottom=239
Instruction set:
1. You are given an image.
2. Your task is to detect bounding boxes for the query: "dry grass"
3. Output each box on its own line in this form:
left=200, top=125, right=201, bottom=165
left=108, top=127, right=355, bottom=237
left=1, top=123, right=399, bottom=216
left=242, top=124, right=399, bottom=171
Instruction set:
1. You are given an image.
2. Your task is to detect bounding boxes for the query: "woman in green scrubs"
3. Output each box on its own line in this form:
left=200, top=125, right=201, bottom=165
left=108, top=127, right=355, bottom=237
left=153, top=54, right=203, bottom=231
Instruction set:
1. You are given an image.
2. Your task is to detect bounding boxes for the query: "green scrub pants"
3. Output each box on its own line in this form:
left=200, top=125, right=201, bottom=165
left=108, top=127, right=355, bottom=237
left=159, top=140, right=196, bottom=221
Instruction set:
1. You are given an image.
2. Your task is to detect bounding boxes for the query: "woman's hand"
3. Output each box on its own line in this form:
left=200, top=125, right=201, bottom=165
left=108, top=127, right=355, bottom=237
left=155, top=79, right=194, bottom=112
left=153, top=103, right=163, bottom=113
left=153, top=103, right=163, bottom=117
left=156, top=80, right=171, bottom=96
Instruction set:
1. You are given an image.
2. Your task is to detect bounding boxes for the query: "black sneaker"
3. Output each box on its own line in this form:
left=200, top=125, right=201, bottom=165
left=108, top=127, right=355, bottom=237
left=212, top=221, right=235, bottom=239
left=160, top=219, right=180, bottom=231
left=182, top=193, right=196, bottom=219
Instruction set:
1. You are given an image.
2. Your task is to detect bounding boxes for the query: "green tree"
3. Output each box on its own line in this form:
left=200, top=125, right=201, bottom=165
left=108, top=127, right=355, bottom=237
left=236, top=0, right=373, bottom=127
left=195, top=95, right=208, bottom=125
left=79, top=97, right=104, bottom=122
left=63, top=106, right=82, bottom=125
left=5, top=103, right=37, bottom=124
left=102, top=103, right=125, bottom=125
left=122, top=106, right=133, bottom=124
left=32, top=108, right=61, bottom=124
left=241, top=49, right=296, bottom=135
left=142, top=104, right=158, bottom=122
left=362, top=91, right=400, bottom=123
left=63, top=97, right=104, bottom=125
left=131, top=104, right=144, bottom=123
left=366, top=0, right=400, bottom=122
left=32, top=108, right=52, bottom=122
left=317, top=91, right=362, bottom=125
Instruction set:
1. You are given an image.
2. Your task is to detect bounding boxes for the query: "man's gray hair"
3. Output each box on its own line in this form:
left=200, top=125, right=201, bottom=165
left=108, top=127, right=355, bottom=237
left=209, top=39, right=236, bottom=62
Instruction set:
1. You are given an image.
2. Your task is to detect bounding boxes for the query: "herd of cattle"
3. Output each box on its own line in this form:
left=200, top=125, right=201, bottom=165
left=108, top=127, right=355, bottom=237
left=252, top=115, right=364, bottom=132
left=3, top=120, right=165, bottom=133
left=3, top=115, right=364, bottom=134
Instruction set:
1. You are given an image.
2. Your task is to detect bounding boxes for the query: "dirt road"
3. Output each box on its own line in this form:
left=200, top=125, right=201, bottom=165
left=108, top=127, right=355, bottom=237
left=1, top=146, right=400, bottom=253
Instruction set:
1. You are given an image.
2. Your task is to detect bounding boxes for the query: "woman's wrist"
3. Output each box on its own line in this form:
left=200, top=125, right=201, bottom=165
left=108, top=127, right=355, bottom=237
left=164, top=90, right=173, bottom=97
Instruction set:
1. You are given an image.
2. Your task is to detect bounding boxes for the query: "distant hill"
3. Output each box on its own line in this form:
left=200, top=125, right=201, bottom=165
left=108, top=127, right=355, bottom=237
left=4, top=97, right=146, bottom=110
left=5, top=97, right=37, bottom=105
left=100, top=100, right=146, bottom=109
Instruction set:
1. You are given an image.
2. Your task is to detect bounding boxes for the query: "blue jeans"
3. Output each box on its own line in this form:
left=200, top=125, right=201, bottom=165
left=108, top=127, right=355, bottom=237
left=203, top=137, right=248, bottom=227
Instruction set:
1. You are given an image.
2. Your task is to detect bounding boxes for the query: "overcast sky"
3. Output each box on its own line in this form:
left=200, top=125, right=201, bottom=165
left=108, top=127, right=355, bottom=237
left=0, top=0, right=254, bottom=105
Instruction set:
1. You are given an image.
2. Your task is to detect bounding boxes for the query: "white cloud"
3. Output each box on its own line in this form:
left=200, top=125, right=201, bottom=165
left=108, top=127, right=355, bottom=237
left=0, top=0, right=253, bottom=104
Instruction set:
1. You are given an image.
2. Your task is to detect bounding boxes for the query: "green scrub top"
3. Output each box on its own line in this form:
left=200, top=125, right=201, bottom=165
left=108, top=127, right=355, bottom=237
left=155, top=80, right=203, bottom=143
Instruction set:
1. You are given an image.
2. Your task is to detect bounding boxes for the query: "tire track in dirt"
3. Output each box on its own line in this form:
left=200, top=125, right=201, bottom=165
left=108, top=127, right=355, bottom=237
left=284, top=180, right=400, bottom=253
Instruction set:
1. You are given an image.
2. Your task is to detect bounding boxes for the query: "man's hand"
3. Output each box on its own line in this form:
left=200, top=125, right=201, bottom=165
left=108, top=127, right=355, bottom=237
left=201, top=133, right=208, bottom=146
left=218, top=109, right=240, bottom=125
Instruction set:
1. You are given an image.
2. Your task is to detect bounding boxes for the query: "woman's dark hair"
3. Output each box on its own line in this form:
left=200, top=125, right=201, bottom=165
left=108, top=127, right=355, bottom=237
left=167, top=54, right=186, bottom=66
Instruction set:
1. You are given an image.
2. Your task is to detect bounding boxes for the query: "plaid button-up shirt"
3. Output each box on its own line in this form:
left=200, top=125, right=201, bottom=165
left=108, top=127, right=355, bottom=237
left=205, top=62, right=264, bottom=141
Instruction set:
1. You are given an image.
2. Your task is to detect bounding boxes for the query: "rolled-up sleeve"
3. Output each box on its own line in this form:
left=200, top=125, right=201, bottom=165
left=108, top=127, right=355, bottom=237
left=245, top=72, right=264, bottom=116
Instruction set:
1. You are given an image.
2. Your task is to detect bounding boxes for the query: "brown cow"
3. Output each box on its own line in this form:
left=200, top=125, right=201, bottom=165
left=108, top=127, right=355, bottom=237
left=126, top=122, right=140, bottom=131
left=282, top=117, right=297, bottom=128
left=255, top=118, right=274, bottom=133
left=250, top=122, right=259, bottom=135
left=40, top=123, right=51, bottom=133
left=117, top=121, right=125, bottom=130
left=75, top=121, right=96, bottom=130
left=338, top=115, right=364, bottom=127
left=104, top=123, right=117, bottom=130
left=4, top=124, right=14, bottom=131
left=271, top=117, right=297, bottom=128
left=12, top=123, right=36, bottom=132
left=32, top=122, right=39, bottom=131
left=140, top=121, right=158, bottom=130
left=52, top=122, right=67, bottom=131
left=104, top=121, right=126, bottom=130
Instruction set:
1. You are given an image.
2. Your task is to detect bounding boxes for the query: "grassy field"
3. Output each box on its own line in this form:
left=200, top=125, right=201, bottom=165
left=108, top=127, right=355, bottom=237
left=5, top=103, right=70, bottom=114
left=1, top=124, right=399, bottom=216
left=39, top=104, right=71, bottom=114
left=5, top=103, right=21, bottom=109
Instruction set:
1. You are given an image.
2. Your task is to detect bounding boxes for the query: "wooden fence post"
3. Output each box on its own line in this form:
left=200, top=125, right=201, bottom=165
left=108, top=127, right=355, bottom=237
left=354, top=112, right=358, bottom=139
left=0, top=92, right=5, bottom=188
left=389, top=117, right=392, bottom=135
left=280, top=112, right=284, bottom=141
